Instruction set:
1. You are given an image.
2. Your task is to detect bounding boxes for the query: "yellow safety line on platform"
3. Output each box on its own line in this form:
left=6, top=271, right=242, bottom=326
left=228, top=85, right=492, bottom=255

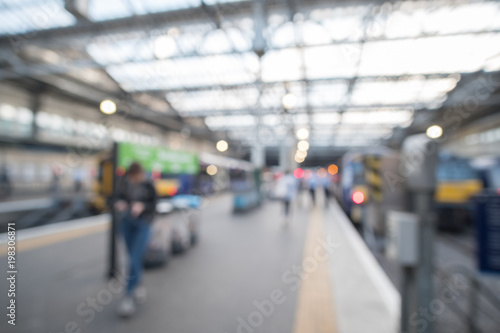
left=0, top=222, right=109, bottom=256
left=293, top=206, right=338, bottom=333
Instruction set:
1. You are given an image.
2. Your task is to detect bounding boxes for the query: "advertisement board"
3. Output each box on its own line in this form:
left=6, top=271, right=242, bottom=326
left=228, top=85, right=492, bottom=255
left=117, top=142, right=199, bottom=175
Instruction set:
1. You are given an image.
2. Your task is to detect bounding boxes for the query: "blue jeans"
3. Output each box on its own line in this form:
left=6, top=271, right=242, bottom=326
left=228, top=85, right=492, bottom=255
left=120, top=215, right=152, bottom=295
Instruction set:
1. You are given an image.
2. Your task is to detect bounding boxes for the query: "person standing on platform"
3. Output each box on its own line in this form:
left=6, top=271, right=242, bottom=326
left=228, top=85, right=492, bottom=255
left=276, top=170, right=298, bottom=226
left=49, top=166, right=60, bottom=195
left=0, top=165, right=11, bottom=198
left=114, top=162, right=157, bottom=317
left=321, top=175, right=332, bottom=208
left=307, top=172, right=317, bottom=207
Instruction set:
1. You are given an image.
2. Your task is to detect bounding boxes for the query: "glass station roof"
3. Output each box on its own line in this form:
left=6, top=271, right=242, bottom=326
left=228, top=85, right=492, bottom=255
left=0, top=0, right=76, bottom=35
left=1, top=0, right=500, bottom=148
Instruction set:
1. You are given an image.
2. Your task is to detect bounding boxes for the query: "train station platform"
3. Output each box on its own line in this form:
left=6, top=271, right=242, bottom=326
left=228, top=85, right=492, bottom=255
left=0, top=189, right=93, bottom=213
left=0, top=197, right=54, bottom=214
left=0, top=193, right=399, bottom=333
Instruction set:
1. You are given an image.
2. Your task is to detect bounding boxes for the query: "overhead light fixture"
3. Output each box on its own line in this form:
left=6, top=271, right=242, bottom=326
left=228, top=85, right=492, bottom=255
left=426, top=125, right=443, bottom=139
left=296, top=128, right=309, bottom=140
left=154, top=35, right=177, bottom=59
left=216, top=140, right=228, bottom=152
left=296, top=150, right=307, bottom=159
left=297, top=140, right=310, bottom=151
left=207, top=165, right=218, bottom=176
left=295, top=155, right=305, bottom=163
left=100, top=100, right=116, bottom=115
left=282, top=93, right=297, bottom=110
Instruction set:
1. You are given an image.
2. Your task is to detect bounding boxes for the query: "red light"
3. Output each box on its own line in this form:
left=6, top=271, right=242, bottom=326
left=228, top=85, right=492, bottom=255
left=116, top=166, right=126, bottom=176
left=352, top=191, right=365, bottom=204
left=497, top=187, right=500, bottom=196
left=294, top=168, right=304, bottom=179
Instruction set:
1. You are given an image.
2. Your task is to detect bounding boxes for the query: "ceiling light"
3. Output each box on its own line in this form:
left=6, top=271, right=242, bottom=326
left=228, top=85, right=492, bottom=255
left=295, top=155, right=305, bottom=163
left=297, top=140, right=310, bottom=151
left=426, top=125, right=443, bottom=139
left=296, top=150, right=307, bottom=159
left=154, top=35, right=177, bottom=59
left=296, top=128, right=309, bottom=140
left=282, top=93, right=298, bottom=109
left=216, top=140, right=228, bottom=152
left=207, top=165, right=218, bottom=176
left=100, top=100, right=116, bottom=115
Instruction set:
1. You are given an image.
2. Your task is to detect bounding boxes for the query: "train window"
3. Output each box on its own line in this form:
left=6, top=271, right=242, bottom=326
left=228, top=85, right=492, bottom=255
left=0, top=104, right=16, bottom=120
left=436, top=158, right=478, bottom=181
left=62, top=117, right=75, bottom=135
left=36, top=111, right=52, bottom=128
left=23, top=163, right=36, bottom=182
left=7, top=163, right=18, bottom=180
left=17, top=107, right=33, bottom=124
left=50, top=114, right=64, bottom=132
left=40, top=164, right=52, bottom=181
left=76, top=120, right=88, bottom=135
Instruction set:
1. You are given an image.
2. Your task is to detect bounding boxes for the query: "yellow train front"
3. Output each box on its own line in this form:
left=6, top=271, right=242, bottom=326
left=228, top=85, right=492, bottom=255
left=336, top=151, right=485, bottom=234
left=434, top=156, right=483, bottom=232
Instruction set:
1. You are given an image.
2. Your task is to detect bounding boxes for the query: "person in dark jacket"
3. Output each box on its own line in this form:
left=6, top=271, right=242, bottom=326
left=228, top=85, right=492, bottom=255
left=115, top=162, right=157, bottom=317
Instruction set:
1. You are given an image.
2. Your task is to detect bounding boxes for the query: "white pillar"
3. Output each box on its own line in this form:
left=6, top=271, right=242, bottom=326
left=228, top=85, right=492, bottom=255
left=251, top=144, right=265, bottom=168
left=279, top=143, right=294, bottom=171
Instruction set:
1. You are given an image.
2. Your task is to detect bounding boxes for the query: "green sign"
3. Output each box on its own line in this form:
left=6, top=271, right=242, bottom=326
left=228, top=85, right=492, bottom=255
left=117, top=142, right=200, bottom=175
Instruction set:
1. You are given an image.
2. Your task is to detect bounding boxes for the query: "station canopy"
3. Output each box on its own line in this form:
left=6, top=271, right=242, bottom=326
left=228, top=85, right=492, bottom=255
left=1, top=0, right=500, bottom=149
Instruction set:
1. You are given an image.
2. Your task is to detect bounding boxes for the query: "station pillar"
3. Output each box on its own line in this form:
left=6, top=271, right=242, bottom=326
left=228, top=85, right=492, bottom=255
left=279, top=141, right=293, bottom=172
left=251, top=144, right=265, bottom=202
left=108, top=142, right=119, bottom=279
left=400, top=134, right=438, bottom=333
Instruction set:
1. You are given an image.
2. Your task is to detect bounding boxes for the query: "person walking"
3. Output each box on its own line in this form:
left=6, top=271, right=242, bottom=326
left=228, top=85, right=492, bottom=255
left=114, top=162, right=157, bottom=317
left=277, top=170, right=298, bottom=226
left=321, top=175, right=332, bottom=208
left=307, top=172, right=317, bottom=207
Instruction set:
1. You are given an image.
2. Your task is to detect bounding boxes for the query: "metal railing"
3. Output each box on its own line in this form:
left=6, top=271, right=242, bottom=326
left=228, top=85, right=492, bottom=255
left=435, top=264, right=500, bottom=333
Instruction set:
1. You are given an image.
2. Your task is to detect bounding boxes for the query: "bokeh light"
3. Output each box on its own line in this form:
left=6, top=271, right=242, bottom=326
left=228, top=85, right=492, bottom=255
left=282, top=93, right=298, bottom=109
left=426, top=125, right=443, bottom=139
left=328, top=164, right=339, bottom=175
left=216, top=140, right=228, bottom=152
left=296, top=128, right=309, bottom=140
left=294, top=168, right=304, bottom=179
left=100, top=100, right=116, bottom=115
left=317, top=168, right=327, bottom=178
left=297, top=140, right=310, bottom=151
left=296, top=150, right=307, bottom=159
left=352, top=191, right=365, bottom=204
left=295, top=155, right=305, bottom=163
left=207, top=164, right=218, bottom=176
